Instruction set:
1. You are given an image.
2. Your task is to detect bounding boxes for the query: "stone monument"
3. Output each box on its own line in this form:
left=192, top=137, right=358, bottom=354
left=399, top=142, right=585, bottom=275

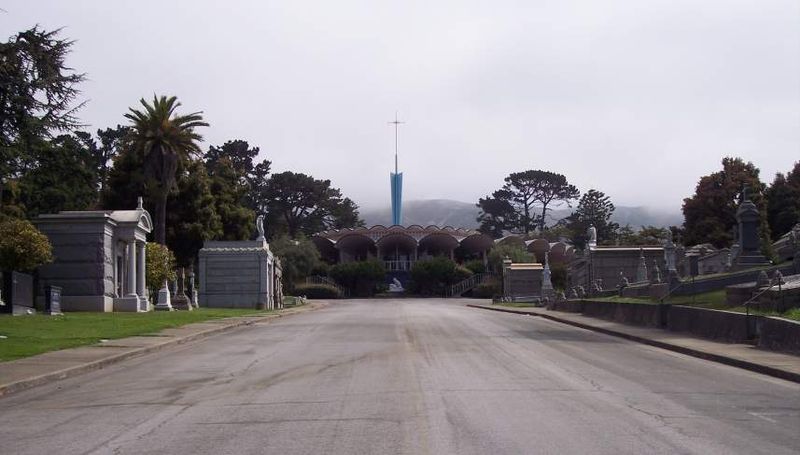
left=635, top=249, right=648, bottom=283
left=154, top=281, right=173, bottom=311
left=171, top=268, right=192, bottom=311
left=733, top=186, right=770, bottom=269
left=198, top=217, right=281, bottom=309
left=541, top=252, right=555, bottom=298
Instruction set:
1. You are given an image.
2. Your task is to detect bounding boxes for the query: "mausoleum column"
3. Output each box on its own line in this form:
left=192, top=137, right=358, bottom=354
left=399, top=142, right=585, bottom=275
left=136, top=241, right=146, bottom=297
left=127, top=241, right=138, bottom=297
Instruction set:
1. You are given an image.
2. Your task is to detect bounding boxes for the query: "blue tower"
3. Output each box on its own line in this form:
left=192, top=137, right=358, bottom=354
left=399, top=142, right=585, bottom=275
left=389, top=114, right=404, bottom=226
left=390, top=168, right=403, bottom=226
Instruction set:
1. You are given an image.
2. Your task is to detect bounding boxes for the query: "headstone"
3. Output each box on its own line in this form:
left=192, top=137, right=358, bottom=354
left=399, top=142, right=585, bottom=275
left=651, top=260, right=662, bottom=284
left=636, top=249, right=648, bottom=283
left=772, top=270, right=784, bottom=285
left=664, top=232, right=677, bottom=273
left=541, top=252, right=554, bottom=297
left=44, top=285, right=62, bottom=315
left=171, top=268, right=193, bottom=311
left=733, top=188, right=770, bottom=269
left=569, top=288, right=579, bottom=299
left=576, top=285, right=586, bottom=298
left=756, top=270, right=770, bottom=288
left=189, top=270, right=199, bottom=308
left=154, top=281, right=173, bottom=311
left=619, top=272, right=630, bottom=288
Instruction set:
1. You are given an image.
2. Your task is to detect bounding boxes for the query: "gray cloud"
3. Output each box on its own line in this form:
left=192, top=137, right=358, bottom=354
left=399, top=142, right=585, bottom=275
left=5, top=0, right=799, bottom=212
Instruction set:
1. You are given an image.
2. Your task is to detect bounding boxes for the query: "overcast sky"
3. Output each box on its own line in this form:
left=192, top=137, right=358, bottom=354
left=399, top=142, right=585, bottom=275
left=5, top=1, right=799, bottom=212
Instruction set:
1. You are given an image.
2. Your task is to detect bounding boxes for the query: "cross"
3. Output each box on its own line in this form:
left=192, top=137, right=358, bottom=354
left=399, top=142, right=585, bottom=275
left=388, top=112, right=405, bottom=174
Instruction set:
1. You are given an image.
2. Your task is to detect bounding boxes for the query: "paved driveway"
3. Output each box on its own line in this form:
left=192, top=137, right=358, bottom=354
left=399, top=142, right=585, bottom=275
left=1, top=299, right=798, bottom=454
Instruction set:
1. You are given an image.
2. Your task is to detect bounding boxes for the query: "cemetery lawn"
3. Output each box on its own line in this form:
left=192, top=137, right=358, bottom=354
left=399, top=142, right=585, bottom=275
left=0, top=309, right=265, bottom=362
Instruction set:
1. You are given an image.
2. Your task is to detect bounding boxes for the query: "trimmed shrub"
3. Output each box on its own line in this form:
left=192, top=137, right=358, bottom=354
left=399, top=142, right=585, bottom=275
left=463, top=259, right=486, bottom=274
left=487, top=244, right=535, bottom=273
left=551, top=263, right=568, bottom=290
left=472, top=277, right=501, bottom=299
left=329, top=259, right=386, bottom=297
left=294, top=283, right=342, bottom=299
left=410, top=257, right=473, bottom=296
left=146, top=242, right=177, bottom=298
left=0, top=218, right=53, bottom=272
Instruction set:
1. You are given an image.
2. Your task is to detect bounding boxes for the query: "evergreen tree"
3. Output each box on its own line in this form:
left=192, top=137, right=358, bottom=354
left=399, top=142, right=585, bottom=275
left=682, top=157, right=769, bottom=248
left=0, top=26, right=86, bottom=214
left=765, top=161, right=800, bottom=240
left=477, top=170, right=579, bottom=235
left=564, top=189, right=619, bottom=249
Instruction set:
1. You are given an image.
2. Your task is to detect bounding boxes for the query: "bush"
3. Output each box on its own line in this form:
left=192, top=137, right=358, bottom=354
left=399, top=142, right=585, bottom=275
left=463, top=259, right=486, bottom=274
left=551, top=263, right=568, bottom=290
left=271, top=235, right=323, bottom=293
left=329, top=259, right=386, bottom=297
left=146, top=242, right=177, bottom=297
left=487, top=244, right=535, bottom=273
left=410, top=257, right=472, bottom=296
left=294, top=283, right=342, bottom=299
left=472, top=277, right=501, bottom=299
left=0, top=218, right=53, bottom=272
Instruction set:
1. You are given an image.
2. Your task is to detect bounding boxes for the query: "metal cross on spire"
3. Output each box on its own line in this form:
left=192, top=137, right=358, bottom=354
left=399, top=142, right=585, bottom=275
left=388, top=112, right=405, bottom=174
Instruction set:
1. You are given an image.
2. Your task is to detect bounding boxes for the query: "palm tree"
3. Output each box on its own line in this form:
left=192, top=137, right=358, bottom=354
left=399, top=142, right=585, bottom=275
left=125, top=95, right=208, bottom=244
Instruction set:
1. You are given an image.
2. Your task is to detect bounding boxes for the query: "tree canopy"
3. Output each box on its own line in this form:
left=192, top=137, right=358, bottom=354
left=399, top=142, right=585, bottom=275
left=562, top=189, right=619, bottom=249
left=0, top=26, right=86, bottom=213
left=124, top=95, right=208, bottom=244
left=477, top=170, right=579, bottom=236
left=682, top=157, right=769, bottom=248
left=257, top=171, right=363, bottom=238
left=766, top=161, right=800, bottom=240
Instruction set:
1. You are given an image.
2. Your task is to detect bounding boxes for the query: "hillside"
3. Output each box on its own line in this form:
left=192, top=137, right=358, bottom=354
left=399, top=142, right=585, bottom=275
left=359, top=199, right=682, bottom=230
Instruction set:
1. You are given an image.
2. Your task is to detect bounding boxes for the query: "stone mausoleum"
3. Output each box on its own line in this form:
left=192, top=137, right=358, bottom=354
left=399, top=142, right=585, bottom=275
left=198, top=218, right=282, bottom=310
left=35, top=200, right=152, bottom=312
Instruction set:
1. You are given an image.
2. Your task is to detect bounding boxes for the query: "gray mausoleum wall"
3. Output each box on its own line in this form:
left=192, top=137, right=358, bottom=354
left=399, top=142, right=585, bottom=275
left=199, top=240, right=276, bottom=310
left=36, top=219, right=116, bottom=312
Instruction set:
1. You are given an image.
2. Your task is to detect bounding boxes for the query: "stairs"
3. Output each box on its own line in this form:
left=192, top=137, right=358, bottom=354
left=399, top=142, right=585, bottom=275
left=446, top=273, right=492, bottom=297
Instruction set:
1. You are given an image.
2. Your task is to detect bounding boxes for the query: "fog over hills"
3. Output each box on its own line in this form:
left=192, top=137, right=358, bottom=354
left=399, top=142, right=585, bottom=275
left=360, top=199, right=683, bottom=230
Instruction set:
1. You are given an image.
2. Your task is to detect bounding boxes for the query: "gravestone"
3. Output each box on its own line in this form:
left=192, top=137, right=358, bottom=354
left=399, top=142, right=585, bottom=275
left=733, top=187, right=770, bottom=269
left=171, top=268, right=192, bottom=311
left=44, top=285, right=62, bottom=315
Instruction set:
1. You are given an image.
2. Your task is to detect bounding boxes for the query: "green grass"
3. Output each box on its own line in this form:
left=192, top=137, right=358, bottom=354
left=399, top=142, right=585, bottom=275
left=589, top=296, right=653, bottom=304
left=0, top=308, right=265, bottom=362
left=663, top=290, right=728, bottom=308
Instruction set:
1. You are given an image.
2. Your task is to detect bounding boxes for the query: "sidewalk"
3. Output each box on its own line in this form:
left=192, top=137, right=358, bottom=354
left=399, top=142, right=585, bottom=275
left=468, top=303, right=800, bottom=383
left=0, top=302, right=326, bottom=398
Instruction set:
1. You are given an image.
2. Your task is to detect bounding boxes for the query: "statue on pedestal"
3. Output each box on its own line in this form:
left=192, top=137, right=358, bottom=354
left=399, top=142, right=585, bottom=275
left=256, top=215, right=266, bottom=241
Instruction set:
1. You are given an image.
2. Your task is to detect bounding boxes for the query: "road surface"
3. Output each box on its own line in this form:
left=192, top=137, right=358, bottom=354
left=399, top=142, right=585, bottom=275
left=1, top=299, right=798, bottom=454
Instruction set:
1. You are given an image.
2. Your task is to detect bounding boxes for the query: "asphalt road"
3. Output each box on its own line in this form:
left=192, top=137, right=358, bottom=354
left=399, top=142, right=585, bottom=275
left=1, top=299, right=798, bottom=455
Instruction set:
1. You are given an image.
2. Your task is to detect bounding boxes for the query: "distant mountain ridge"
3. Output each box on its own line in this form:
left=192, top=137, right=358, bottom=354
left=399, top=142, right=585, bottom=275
left=359, top=199, right=682, bottom=230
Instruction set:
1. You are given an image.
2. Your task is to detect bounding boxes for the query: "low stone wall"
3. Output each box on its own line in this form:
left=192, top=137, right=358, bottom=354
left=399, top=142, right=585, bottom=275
left=548, top=300, right=583, bottom=313
left=758, top=317, right=800, bottom=354
left=579, top=300, right=664, bottom=328
left=666, top=306, right=753, bottom=342
left=549, top=300, right=800, bottom=353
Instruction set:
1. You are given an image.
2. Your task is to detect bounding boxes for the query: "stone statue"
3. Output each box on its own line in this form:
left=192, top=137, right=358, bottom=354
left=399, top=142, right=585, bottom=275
left=587, top=224, right=598, bottom=248
left=388, top=277, right=404, bottom=292
left=256, top=215, right=266, bottom=241
left=651, top=260, right=662, bottom=284
left=636, top=249, right=648, bottom=283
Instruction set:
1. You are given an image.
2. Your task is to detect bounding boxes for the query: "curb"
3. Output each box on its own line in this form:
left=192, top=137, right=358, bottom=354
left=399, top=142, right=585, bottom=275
left=467, top=304, right=800, bottom=384
left=0, top=303, right=326, bottom=398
